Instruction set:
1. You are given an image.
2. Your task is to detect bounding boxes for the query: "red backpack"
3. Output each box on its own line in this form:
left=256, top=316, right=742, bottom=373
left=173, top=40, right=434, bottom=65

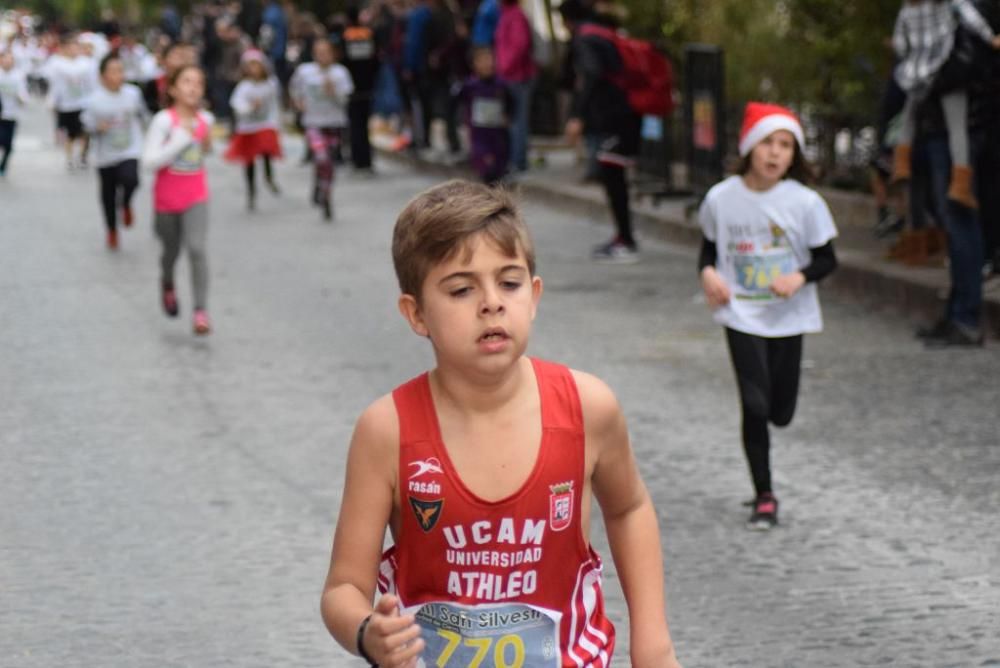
left=579, top=24, right=675, bottom=118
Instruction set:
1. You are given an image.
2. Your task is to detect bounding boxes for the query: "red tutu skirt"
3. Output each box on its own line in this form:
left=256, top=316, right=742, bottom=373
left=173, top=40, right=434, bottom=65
left=225, top=128, right=283, bottom=164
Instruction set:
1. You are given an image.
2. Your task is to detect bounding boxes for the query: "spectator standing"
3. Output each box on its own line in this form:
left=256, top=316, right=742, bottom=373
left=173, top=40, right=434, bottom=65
left=261, top=0, right=289, bottom=84
left=469, top=0, right=499, bottom=47
left=495, top=0, right=536, bottom=172
left=402, top=0, right=432, bottom=148
left=559, top=0, right=642, bottom=262
left=889, top=0, right=1000, bottom=209
left=342, top=5, right=378, bottom=171
left=968, top=0, right=1000, bottom=278
left=913, top=91, right=987, bottom=346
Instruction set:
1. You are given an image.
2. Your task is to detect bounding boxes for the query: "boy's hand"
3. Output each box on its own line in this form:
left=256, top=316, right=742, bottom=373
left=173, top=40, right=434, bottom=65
left=991, top=34, right=1000, bottom=50
left=770, top=271, right=805, bottom=298
left=361, top=594, right=425, bottom=667
left=700, top=266, right=730, bottom=307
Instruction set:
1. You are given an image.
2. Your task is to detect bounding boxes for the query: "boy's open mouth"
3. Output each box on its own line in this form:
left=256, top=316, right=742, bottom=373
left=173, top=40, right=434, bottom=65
left=478, top=327, right=509, bottom=342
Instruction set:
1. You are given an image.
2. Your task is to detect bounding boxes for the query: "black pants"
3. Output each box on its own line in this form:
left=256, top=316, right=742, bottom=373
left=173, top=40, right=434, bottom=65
left=972, top=125, right=1000, bottom=267
left=725, top=328, right=803, bottom=497
left=348, top=95, right=373, bottom=169
left=0, top=120, right=16, bottom=173
left=98, top=159, right=139, bottom=232
left=245, top=156, right=275, bottom=198
left=599, top=162, right=635, bottom=247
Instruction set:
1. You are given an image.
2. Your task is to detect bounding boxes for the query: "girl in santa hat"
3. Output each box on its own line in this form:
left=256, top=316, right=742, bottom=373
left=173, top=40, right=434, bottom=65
left=225, top=49, right=283, bottom=212
left=698, top=102, right=839, bottom=531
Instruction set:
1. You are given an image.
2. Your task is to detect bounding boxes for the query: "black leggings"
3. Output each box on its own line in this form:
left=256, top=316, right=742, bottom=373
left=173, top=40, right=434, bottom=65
left=98, top=159, right=139, bottom=232
left=0, top=120, right=16, bottom=173
left=599, top=162, right=635, bottom=247
left=725, top=328, right=803, bottom=496
left=245, top=156, right=275, bottom=197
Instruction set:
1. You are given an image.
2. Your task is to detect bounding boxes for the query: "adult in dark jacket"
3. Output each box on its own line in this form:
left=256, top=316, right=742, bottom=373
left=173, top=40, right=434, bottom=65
left=968, top=0, right=1000, bottom=275
left=343, top=5, right=378, bottom=170
left=559, top=0, right=641, bottom=262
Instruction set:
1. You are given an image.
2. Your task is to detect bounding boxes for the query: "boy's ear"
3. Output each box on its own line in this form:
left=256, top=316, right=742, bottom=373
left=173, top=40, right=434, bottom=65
left=398, top=293, right=430, bottom=337
left=530, top=275, right=543, bottom=321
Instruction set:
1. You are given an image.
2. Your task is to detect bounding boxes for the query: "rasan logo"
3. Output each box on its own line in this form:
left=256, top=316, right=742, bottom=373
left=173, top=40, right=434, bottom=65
left=408, top=457, right=443, bottom=495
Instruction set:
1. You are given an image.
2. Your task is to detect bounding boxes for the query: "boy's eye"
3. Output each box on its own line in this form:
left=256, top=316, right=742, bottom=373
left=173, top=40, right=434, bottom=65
left=500, top=281, right=522, bottom=290
left=449, top=287, right=472, bottom=297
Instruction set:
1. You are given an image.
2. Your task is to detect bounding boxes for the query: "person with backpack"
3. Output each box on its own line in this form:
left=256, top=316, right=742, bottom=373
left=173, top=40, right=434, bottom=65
left=559, top=0, right=672, bottom=263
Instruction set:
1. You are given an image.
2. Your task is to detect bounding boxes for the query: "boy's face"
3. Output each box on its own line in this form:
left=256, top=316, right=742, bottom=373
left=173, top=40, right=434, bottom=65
left=399, top=234, right=542, bottom=375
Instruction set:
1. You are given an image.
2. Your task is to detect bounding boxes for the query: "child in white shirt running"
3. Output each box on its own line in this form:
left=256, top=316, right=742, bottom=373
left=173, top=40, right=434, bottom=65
left=698, top=102, right=839, bottom=531
left=225, top=48, right=283, bottom=212
left=290, top=38, right=353, bottom=221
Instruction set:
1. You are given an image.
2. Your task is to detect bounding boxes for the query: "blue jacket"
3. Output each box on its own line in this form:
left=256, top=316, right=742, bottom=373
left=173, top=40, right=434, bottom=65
left=471, top=0, right=499, bottom=47
left=404, top=5, right=432, bottom=73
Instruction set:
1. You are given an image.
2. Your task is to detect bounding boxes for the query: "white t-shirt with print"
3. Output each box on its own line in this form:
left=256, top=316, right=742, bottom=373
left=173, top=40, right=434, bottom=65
left=289, top=62, right=354, bottom=129
left=699, top=175, right=838, bottom=338
left=81, top=84, right=148, bottom=167
left=46, top=55, right=98, bottom=112
left=0, top=67, right=29, bottom=121
left=229, top=77, right=281, bottom=134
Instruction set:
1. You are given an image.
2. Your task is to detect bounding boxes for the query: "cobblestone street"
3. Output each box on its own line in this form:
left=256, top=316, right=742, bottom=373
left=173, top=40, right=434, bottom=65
left=1, top=107, right=999, bottom=667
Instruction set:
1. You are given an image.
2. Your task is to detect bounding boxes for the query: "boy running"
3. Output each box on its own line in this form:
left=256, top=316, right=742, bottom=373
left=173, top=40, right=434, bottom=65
left=320, top=180, right=682, bottom=667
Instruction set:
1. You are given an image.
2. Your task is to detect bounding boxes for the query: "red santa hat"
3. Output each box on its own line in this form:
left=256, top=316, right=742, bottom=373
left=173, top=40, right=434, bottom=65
left=738, top=102, right=804, bottom=157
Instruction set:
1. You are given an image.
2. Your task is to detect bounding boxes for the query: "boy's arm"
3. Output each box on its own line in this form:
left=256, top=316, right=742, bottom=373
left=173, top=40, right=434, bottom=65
left=576, top=371, right=681, bottom=668
left=320, top=394, right=424, bottom=665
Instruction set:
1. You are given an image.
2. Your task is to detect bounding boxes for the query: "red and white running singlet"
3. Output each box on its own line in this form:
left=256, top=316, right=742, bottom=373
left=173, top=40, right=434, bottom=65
left=379, top=358, right=615, bottom=668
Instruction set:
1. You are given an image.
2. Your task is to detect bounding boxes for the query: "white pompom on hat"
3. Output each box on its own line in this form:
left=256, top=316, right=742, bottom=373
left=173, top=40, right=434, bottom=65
left=738, top=102, right=805, bottom=157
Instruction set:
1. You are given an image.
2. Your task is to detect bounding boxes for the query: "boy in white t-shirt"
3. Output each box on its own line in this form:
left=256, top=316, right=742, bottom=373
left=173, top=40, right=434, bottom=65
left=698, top=102, right=839, bottom=531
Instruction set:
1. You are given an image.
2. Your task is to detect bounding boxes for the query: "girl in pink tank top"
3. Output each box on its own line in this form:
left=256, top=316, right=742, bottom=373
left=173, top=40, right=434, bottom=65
left=141, top=65, right=215, bottom=336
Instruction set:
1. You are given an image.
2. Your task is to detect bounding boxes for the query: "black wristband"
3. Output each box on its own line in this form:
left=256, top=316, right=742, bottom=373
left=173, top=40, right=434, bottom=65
left=356, top=614, right=378, bottom=667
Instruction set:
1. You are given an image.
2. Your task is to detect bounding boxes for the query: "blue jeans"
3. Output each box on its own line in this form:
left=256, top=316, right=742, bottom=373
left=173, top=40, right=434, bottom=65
left=507, top=78, right=534, bottom=171
left=921, top=136, right=983, bottom=328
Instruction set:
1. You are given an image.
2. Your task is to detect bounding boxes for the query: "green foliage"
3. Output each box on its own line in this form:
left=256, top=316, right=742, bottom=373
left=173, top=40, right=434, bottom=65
left=623, top=0, right=899, bottom=124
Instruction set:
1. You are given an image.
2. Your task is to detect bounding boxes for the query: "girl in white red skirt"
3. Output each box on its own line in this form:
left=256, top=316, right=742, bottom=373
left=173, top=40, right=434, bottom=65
left=225, top=49, right=282, bottom=212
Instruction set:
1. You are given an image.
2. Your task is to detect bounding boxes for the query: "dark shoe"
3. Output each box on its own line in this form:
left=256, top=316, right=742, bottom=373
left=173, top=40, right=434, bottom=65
left=915, top=318, right=949, bottom=340
left=266, top=179, right=281, bottom=195
left=322, top=197, right=333, bottom=222
left=591, top=238, right=639, bottom=264
left=161, top=284, right=179, bottom=318
left=924, top=321, right=984, bottom=349
left=748, top=493, right=779, bottom=531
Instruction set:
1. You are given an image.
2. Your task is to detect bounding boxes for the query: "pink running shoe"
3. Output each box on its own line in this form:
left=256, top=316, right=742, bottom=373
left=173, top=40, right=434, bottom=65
left=193, top=309, right=212, bottom=335
left=748, top=493, right=778, bottom=531
left=161, top=284, right=179, bottom=317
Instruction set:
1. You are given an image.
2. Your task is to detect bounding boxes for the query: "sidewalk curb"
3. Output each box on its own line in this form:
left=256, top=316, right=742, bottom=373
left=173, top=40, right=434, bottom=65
left=378, top=149, right=1000, bottom=337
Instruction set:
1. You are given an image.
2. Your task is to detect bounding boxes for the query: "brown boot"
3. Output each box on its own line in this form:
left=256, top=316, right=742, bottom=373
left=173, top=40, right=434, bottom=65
left=890, top=143, right=913, bottom=184
left=886, top=230, right=914, bottom=261
left=947, top=165, right=978, bottom=209
left=926, top=226, right=948, bottom=257
left=902, top=228, right=930, bottom=266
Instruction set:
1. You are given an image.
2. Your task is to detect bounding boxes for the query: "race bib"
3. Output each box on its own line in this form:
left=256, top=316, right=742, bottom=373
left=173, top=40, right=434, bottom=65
left=170, top=141, right=203, bottom=173
left=346, top=39, right=375, bottom=61
left=245, top=98, right=269, bottom=123
left=732, top=248, right=796, bottom=301
left=410, top=602, right=560, bottom=668
left=106, top=116, right=132, bottom=151
left=471, top=98, right=505, bottom=129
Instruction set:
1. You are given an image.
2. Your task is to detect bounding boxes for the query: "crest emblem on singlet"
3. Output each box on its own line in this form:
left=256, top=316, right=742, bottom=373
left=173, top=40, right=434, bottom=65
left=409, top=497, right=444, bottom=532
left=549, top=482, right=574, bottom=532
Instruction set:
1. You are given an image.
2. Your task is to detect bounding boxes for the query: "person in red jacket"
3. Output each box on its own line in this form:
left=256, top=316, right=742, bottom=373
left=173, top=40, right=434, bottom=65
left=495, top=0, right=537, bottom=173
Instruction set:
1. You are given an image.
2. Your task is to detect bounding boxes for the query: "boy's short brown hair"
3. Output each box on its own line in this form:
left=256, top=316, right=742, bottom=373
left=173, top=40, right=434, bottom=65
left=392, top=180, right=535, bottom=298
